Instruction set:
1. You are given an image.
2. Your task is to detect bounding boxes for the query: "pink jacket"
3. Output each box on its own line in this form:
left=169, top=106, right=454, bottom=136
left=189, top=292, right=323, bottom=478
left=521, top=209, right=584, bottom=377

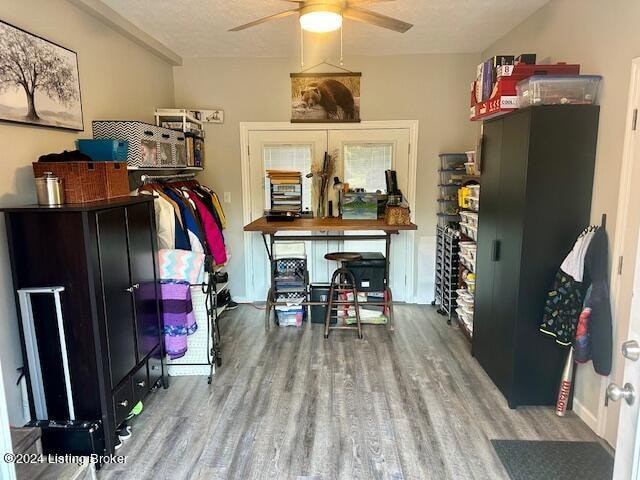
left=190, top=194, right=228, bottom=266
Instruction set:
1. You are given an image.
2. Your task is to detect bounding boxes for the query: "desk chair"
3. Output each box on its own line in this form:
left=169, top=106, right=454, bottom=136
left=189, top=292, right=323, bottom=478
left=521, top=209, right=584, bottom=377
left=324, top=252, right=363, bottom=339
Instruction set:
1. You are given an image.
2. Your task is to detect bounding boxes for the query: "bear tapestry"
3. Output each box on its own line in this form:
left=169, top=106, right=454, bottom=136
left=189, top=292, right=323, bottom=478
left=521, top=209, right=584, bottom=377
left=0, top=20, right=83, bottom=131
left=291, top=72, right=361, bottom=123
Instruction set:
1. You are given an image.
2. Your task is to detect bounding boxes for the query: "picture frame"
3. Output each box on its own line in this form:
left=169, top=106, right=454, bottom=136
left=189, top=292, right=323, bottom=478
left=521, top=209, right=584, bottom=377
left=199, top=109, right=224, bottom=124
left=0, top=20, right=83, bottom=131
left=291, top=72, right=361, bottom=123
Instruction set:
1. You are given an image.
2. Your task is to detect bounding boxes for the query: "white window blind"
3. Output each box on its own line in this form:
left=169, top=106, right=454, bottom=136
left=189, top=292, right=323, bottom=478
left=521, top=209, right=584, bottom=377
left=263, top=144, right=312, bottom=211
left=343, top=143, right=393, bottom=192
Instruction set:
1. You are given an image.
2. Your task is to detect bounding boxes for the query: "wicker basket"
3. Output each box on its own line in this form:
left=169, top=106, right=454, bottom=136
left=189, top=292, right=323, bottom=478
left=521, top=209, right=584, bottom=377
left=385, top=205, right=411, bottom=226
left=104, top=162, right=129, bottom=199
left=33, top=162, right=106, bottom=203
left=33, top=162, right=129, bottom=203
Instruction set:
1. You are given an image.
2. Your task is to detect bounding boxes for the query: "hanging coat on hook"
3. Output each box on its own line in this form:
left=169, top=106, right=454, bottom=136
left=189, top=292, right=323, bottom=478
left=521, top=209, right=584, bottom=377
left=539, top=226, right=612, bottom=375
left=583, top=227, right=613, bottom=375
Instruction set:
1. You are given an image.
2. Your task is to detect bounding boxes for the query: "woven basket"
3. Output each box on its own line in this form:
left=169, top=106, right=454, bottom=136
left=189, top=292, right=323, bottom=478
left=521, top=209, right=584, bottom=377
left=385, top=205, right=411, bottom=226
left=104, top=162, right=129, bottom=199
left=33, top=161, right=129, bottom=203
left=33, top=162, right=106, bottom=203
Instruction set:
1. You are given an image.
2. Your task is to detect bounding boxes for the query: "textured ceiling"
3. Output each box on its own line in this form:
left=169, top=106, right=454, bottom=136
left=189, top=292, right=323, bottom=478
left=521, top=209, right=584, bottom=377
left=100, top=0, right=550, bottom=58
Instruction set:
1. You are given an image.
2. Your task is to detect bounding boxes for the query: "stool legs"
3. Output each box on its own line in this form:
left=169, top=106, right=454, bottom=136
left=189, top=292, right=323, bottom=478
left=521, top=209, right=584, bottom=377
left=324, top=265, right=363, bottom=339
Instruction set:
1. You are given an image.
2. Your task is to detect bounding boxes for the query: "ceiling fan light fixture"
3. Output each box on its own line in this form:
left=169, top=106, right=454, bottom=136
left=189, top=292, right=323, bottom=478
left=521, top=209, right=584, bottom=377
left=299, top=4, right=343, bottom=33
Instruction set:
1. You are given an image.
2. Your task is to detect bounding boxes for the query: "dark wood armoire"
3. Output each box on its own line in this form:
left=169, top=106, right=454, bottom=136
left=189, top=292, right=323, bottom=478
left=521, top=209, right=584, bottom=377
left=473, top=105, right=600, bottom=408
left=2, top=196, right=167, bottom=455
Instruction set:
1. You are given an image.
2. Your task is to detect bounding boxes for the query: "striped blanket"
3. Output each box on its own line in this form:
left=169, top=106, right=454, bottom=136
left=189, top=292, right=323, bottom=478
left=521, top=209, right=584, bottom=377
left=161, top=281, right=197, bottom=359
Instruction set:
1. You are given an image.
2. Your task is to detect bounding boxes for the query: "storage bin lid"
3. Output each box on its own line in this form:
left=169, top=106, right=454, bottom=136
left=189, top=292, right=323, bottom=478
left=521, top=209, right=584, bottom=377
left=345, top=252, right=385, bottom=266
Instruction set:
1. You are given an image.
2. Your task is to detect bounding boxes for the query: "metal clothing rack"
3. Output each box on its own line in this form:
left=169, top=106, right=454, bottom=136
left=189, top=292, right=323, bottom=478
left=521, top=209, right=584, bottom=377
left=137, top=171, right=224, bottom=384
left=140, top=172, right=199, bottom=183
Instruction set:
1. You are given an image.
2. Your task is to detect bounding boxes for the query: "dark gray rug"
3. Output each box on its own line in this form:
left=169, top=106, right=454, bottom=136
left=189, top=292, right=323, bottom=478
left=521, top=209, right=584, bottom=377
left=491, top=440, right=614, bottom=480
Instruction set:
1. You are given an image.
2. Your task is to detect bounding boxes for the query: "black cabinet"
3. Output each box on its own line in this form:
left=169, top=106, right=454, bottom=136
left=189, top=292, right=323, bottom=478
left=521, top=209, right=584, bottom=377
left=473, top=105, right=599, bottom=408
left=2, top=197, right=167, bottom=456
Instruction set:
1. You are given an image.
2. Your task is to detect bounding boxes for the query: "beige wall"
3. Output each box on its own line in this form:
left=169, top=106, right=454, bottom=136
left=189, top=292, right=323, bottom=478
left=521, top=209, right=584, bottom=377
left=483, top=0, right=640, bottom=445
left=0, top=0, right=175, bottom=425
left=173, top=54, right=479, bottom=300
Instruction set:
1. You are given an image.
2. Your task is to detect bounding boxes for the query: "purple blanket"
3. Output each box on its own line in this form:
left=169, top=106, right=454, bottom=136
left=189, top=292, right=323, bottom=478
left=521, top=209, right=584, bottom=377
left=161, top=281, right=197, bottom=359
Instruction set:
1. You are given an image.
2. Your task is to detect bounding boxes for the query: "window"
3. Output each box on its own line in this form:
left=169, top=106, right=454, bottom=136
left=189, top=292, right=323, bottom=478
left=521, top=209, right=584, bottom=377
left=263, top=144, right=312, bottom=212
left=343, top=143, right=393, bottom=192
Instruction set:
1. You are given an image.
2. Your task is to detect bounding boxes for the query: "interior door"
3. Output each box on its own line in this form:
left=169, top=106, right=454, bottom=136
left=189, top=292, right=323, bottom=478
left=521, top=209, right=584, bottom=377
left=96, top=208, right=136, bottom=388
left=247, top=130, right=328, bottom=299
left=611, top=221, right=640, bottom=479
left=328, top=129, right=411, bottom=300
left=126, top=202, right=159, bottom=362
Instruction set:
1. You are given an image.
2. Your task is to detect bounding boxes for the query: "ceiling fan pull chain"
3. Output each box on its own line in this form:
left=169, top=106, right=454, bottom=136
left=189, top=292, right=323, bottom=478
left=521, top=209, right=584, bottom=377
left=340, top=23, right=344, bottom=66
left=300, top=27, right=305, bottom=68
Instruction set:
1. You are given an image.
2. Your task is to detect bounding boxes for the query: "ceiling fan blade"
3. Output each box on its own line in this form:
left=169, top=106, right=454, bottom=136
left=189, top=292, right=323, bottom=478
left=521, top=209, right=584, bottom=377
left=229, top=9, right=300, bottom=31
left=348, top=0, right=396, bottom=4
left=343, top=6, right=413, bottom=33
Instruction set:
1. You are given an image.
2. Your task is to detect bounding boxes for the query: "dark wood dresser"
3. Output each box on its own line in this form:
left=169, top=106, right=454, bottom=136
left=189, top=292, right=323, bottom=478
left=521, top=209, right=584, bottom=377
left=2, top=196, right=167, bottom=456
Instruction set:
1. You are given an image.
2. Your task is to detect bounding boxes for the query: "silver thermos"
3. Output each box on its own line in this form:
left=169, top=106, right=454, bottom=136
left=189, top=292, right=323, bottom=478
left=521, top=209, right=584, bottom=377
left=35, top=172, right=65, bottom=205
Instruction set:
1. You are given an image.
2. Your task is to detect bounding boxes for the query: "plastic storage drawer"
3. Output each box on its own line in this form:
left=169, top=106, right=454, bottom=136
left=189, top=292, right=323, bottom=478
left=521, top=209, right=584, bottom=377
left=439, top=153, right=467, bottom=170
left=516, top=75, right=602, bottom=107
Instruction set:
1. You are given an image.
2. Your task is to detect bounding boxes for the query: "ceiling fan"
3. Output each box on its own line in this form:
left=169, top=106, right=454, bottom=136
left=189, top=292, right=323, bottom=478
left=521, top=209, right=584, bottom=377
left=229, top=0, right=413, bottom=34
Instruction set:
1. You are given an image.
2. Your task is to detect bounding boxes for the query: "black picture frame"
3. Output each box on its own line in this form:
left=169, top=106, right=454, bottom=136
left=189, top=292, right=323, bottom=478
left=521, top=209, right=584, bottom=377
left=0, top=19, right=84, bottom=131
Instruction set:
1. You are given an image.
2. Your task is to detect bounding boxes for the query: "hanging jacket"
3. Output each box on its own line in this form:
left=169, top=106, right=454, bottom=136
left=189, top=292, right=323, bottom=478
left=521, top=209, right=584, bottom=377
left=583, top=228, right=612, bottom=375
left=190, top=194, right=227, bottom=265
left=164, top=189, right=204, bottom=253
left=192, top=186, right=224, bottom=238
left=540, top=229, right=596, bottom=346
left=201, top=185, right=227, bottom=229
left=153, top=195, right=176, bottom=250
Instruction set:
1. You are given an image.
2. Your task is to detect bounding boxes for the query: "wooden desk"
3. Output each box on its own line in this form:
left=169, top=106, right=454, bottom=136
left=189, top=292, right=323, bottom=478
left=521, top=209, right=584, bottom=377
left=244, top=216, right=418, bottom=331
left=244, top=216, right=418, bottom=234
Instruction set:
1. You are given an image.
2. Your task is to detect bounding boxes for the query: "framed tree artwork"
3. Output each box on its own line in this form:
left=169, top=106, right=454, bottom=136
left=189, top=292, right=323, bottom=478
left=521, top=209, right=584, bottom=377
left=0, top=20, right=83, bottom=131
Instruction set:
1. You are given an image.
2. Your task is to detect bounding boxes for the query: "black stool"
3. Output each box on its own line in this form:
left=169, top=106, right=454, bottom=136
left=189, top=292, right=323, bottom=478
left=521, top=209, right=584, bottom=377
left=324, top=252, right=363, bottom=339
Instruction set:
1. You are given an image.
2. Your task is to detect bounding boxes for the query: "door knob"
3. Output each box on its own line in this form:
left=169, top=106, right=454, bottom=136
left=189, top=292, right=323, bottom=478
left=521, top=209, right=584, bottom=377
left=605, top=382, right=635, bottom=406
left=119, top=399, right=129, bottom=408
left=622, top=340, right=640, bottom=361
left=125, top=286, right=134, bottom=293
left=137, top=380, right=145, bottom=387
left=132, top=283, right=140, bottom=289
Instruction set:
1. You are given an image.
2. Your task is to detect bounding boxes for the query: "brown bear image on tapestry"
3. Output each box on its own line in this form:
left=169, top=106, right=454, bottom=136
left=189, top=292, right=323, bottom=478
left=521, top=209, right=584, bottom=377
left=291, top=72, right=361, bottom=123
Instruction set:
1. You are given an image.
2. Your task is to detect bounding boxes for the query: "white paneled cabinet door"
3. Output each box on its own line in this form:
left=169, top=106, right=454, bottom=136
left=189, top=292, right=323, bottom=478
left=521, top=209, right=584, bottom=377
left=247, top=130, right=328, bottom=299
left=328, top=128, right=413, bottom=301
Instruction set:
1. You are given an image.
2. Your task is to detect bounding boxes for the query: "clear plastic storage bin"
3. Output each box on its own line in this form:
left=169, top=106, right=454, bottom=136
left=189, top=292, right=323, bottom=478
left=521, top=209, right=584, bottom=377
left=439, top=153, right=467, bottom=170
left=516, top=75, right=602, bottom=107
left=438, top=184, right=460, bottom=201
left=439, top=201, right=459, bottom=215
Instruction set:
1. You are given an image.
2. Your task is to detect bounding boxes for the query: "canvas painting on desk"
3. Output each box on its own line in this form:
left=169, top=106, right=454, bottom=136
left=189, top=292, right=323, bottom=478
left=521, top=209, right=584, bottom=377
left=291, top=72, right=361, bottom=123
left=0, top=20, right=83, bottom=131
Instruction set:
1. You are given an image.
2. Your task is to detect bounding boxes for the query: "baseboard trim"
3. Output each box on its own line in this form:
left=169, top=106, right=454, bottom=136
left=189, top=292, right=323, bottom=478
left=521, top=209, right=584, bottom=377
left=572, top=397, right=599, bottom=434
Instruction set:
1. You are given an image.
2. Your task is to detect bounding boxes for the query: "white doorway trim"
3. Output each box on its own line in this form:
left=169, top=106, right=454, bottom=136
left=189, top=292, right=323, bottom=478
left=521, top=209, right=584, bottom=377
left=0, top=354, right=17, bottom=480
left=239, top=120, right=419, bottom=303
left=598, top=57, right=640, bottom=440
